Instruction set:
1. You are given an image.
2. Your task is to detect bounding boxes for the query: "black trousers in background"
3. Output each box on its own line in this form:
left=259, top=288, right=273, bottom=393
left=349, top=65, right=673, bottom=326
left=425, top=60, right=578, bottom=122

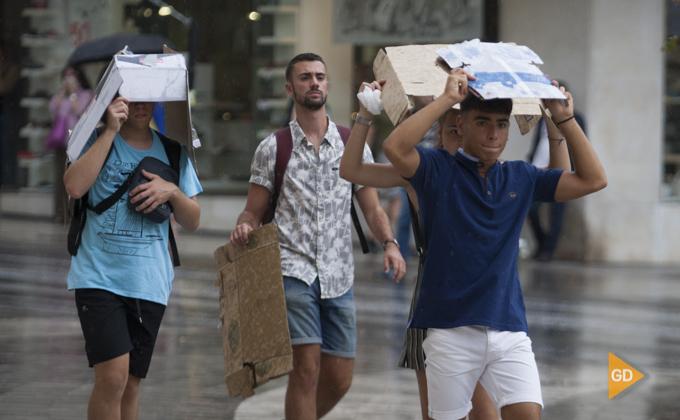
left=528, top=201, right=565, bottom=260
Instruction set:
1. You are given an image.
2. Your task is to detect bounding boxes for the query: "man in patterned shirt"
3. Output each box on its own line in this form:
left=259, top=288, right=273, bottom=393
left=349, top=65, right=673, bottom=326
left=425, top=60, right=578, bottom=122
left=231, top=53, right=405, bottom=419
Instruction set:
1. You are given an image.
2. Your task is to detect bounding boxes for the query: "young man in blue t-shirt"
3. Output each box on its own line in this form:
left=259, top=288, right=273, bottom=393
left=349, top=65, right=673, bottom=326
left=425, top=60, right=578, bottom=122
left=64, top=97, right=202, bottom=420
left=383, top=69, right=606, bottom=420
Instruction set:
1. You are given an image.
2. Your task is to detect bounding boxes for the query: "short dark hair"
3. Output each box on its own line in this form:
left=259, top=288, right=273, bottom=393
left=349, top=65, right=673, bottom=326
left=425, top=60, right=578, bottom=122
left=459, top=93, right=513, bottom=116
left=285, top=53, right=326, bottom=83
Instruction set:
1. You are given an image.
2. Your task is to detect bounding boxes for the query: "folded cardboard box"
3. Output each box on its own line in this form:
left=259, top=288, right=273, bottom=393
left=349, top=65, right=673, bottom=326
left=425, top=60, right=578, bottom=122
left=214, top=223, right=293, bottom=399
left=373, top=44, right=550, bottom=135
left=67, top=46, right=200, bottom=164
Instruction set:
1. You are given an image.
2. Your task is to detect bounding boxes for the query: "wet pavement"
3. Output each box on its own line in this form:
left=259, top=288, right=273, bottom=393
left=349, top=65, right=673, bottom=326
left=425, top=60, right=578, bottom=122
left=1, top=215, right=680, bottom=419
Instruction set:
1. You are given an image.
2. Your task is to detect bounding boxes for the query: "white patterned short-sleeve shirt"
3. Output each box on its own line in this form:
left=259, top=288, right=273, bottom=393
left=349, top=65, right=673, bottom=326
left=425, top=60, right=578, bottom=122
left=250, top=118, right=374, bottom=299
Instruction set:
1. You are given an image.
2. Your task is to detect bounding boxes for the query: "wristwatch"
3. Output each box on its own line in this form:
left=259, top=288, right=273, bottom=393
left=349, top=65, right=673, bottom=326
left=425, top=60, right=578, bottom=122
left=383, top=238, right=399, bottom=250
left=354, top=114, right=372, bottom=126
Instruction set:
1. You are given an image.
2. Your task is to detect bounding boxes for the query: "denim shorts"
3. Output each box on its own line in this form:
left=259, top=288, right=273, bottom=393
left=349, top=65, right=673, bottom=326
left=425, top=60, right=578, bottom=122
left=283, top=276, right=356, bottom=358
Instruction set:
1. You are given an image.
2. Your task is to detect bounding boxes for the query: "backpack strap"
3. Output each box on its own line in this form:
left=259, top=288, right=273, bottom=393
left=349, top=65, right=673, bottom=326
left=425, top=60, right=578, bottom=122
left=337, top=125, right=369, bottom=254
left=155, top=130, right=182, bottom=267
left=263, top=127, right=294, bottom=225
left=67, top=193, right=88, bottom=256
left=336, top=125, right=352, bottom=141
left=156, top=129, right=182, bottom=173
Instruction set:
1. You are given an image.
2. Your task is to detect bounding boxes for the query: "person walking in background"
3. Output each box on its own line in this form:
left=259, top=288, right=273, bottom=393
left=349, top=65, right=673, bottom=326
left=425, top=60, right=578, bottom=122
left=230, top=53, right=405, bottom=420
left=47, top=65, right=92, bottom=222
left=526, top=81, right=586, bottom=261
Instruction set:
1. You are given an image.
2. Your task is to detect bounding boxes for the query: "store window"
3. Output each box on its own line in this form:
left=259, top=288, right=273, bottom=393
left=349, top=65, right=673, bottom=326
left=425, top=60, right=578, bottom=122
left=250, top=0, right=300, bottom=160
left=125, top=0, right=258, bottom=195
left=2, top=0, right=498, bottom=206
left=1, top=0, right=260, bottom=198
left=664, top=0, right=680, bottom=201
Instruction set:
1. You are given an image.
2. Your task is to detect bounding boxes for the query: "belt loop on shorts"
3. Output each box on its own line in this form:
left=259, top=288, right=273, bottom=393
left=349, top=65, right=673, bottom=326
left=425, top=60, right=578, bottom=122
left=136, top=299, right=143, bottom=324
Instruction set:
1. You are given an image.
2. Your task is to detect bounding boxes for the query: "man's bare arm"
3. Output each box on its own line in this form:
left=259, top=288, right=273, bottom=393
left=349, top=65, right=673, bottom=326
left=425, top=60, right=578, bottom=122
left=547, top=88, right=607, bottom=202
left=230, top=183, right=271, bottom=247
left=171, top=195, right=200, bottom=232
left=543, top=81, right=572, bottom=172
left=339, top=80, right=409, bottom=189
left=355, top=186, right=405, bottom=282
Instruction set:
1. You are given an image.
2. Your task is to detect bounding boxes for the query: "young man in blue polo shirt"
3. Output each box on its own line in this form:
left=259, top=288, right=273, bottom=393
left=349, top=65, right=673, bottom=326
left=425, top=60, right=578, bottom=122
left=383, top=69, right=606, bottom=420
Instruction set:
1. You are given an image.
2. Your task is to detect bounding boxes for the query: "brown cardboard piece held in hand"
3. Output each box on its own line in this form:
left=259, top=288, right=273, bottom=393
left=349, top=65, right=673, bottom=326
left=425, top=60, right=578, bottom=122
left=214, top=223, right=293, bottom=399
left=373, top=44, right=544, bottom=135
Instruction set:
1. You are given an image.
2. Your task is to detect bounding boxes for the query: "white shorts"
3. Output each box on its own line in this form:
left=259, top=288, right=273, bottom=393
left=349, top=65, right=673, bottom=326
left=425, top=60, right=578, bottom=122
left=422, top=326, right=543, bottom=420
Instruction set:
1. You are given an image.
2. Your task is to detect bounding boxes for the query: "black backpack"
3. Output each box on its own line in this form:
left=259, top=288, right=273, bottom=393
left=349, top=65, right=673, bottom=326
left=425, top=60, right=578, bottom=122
left=67, top=127, right=183, bottom=266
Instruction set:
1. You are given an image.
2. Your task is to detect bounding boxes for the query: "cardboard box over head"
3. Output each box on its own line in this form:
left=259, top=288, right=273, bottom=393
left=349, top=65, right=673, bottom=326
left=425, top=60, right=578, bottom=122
left=66, top=46, right=200, bottom=164
left=373, top=42, right=564, bottom=135
left=214, top=223, right=293, bottom=399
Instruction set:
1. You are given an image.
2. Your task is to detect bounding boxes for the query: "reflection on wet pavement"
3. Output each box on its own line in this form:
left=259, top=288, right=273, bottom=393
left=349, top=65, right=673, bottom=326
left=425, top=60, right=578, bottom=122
left=1, top=216, right=680, bottom=419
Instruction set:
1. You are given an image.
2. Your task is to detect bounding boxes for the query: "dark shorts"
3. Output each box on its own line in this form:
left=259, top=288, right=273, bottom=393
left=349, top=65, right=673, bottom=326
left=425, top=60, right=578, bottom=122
left=75, top=288, right=166, bottom=378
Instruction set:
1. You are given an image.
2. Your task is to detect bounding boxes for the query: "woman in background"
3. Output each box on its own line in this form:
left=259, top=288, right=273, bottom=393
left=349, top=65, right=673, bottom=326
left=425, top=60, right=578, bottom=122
left=48, top=65, right=91, bottom=222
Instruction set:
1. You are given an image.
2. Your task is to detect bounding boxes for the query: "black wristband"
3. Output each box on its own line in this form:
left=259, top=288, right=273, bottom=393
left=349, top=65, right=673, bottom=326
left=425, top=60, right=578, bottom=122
left=556, top=115, right=575, bottom=125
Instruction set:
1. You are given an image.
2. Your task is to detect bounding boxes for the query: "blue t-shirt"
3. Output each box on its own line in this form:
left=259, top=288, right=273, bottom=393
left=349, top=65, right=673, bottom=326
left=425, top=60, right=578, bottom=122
left=408, top=148, right=563, bottom=333
left=67, top=128, right=203, bottom=305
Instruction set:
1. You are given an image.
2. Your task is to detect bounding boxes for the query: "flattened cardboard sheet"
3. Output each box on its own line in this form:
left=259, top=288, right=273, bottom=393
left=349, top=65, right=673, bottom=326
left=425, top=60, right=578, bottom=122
left=214, top=223, right=293, bottom=399
left=436, top=40, right=566, bottom=101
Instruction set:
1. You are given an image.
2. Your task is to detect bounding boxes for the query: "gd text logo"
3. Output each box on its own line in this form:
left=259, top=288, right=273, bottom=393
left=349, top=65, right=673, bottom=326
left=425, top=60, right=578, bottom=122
left=609, top=352, right=644, bottom=399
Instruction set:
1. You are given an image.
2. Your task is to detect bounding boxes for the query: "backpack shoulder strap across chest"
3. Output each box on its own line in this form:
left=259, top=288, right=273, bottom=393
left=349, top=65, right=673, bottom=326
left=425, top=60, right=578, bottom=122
left=68, top=127, right=183, bottom=266
left=263, top=125, right=369, bottom=254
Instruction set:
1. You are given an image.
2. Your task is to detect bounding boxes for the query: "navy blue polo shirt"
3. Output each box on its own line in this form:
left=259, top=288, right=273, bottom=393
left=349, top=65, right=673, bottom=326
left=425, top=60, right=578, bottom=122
left=408, top=148, right=563, bottom=333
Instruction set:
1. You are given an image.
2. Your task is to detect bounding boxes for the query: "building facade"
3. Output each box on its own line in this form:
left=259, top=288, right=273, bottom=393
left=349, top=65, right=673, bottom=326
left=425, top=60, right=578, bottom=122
left=0, top=0, right=676, bottom=263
